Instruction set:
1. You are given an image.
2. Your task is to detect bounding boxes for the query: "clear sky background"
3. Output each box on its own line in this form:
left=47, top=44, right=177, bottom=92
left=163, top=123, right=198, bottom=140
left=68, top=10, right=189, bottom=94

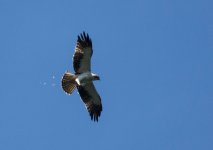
left=0, top=0, right=213, bottom=150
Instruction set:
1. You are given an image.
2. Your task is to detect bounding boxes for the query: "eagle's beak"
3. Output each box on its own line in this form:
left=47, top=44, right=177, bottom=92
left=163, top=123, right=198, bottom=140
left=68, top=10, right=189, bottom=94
left=95, top=76, right=100, bottom=80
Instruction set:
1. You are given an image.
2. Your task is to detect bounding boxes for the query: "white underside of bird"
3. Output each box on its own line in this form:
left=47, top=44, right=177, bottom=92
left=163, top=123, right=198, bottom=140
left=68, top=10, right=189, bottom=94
left=75, top=72, right=98, bottom=86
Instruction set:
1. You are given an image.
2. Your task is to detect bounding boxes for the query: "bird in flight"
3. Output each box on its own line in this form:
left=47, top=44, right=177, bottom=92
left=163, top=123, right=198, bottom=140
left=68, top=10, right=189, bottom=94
left=61, top=32, right=102, bottom=122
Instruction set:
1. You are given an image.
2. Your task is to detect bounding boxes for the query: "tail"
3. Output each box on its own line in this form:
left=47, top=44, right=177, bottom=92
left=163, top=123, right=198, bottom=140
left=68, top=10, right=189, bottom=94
left=61, top=71, right=76, bottom=94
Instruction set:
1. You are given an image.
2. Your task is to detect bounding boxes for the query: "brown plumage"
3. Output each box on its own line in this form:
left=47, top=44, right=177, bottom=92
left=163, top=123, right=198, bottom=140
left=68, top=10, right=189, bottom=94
left=61, top=71, right=76, bottom=95
left=61, top=32, right=102, bottom=122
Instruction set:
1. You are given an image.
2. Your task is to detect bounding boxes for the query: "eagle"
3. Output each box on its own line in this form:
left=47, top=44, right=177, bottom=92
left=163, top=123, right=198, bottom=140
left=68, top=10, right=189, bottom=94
left=61, top=32, right=102, bottom=122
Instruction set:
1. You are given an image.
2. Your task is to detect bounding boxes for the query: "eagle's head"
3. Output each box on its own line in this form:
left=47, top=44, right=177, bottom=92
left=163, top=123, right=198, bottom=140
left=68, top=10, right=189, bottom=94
left=92, top=73, right=100, bottom=81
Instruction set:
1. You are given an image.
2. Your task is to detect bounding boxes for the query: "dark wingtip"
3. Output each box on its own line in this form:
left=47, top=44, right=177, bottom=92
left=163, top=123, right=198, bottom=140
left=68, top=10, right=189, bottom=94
left=77, top=31, right=92, bottom=47
left=83, top=31, right=86, bottom=39
left=90, top=113, right=99, bottom=122
left=77, top=35, right=81, bottom=41
left=79, top=31, right=87, bottom=40
left=90, top=110, right=101, bottom=122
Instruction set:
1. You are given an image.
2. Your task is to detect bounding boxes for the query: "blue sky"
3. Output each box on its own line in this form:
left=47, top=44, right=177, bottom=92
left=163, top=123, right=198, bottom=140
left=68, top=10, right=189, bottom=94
left=0, top=0, right=213, bottom=149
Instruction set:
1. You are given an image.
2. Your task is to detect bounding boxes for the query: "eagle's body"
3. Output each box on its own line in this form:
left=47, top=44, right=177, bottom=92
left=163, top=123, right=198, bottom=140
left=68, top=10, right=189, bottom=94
left=75, top=72, right=99, bottom=86
left=61, top=32, right=102, bottom=122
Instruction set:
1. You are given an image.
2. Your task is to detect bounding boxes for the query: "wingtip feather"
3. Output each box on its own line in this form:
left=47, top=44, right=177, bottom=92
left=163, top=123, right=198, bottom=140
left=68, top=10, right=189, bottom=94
left=76, top=31, right=92, bottom=47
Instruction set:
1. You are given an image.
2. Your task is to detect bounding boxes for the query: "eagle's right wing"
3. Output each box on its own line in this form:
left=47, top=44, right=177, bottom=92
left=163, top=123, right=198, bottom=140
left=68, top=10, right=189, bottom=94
left=77, top=82, right=102, bottom=122
left=73, top=32, right=93, bottom=74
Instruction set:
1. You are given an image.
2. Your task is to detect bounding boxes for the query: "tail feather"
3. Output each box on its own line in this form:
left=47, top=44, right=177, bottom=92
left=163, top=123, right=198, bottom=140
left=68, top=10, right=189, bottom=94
left=61, top=71, right=76, bottom=94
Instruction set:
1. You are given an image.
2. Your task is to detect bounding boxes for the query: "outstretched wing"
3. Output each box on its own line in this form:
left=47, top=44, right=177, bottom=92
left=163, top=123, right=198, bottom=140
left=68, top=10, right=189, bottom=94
left=73, top=32, right=93, bottom=74
left=77, top=83, right=102, bottom=122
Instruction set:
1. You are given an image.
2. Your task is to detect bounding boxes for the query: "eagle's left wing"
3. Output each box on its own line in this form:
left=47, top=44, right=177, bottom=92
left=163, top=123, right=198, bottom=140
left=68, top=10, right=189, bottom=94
left=77, top=83, right=102, bottom=122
